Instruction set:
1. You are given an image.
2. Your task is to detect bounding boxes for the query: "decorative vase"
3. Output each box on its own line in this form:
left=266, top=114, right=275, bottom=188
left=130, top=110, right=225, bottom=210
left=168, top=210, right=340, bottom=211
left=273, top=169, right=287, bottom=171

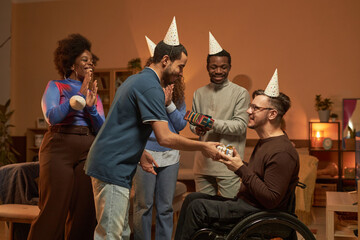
left=34, top=134, right=44, bottom=148
left=318, top=110, right=330, bottom=122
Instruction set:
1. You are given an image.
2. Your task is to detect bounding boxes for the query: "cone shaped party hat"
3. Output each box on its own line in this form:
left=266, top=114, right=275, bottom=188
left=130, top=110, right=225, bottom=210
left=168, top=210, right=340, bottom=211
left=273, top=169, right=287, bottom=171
left=264, top=69, right=279, bottom=97
left=163, top=16, right=179, bottom=46
left=209, top=31, right=223, bottom=55
left=145, top=36, right=156, bottom=57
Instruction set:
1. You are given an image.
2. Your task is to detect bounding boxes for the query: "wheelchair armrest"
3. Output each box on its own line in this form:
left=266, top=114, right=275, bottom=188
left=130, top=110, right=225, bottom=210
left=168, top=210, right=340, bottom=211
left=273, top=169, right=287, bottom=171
left=297, top=181, right=306, bottom=189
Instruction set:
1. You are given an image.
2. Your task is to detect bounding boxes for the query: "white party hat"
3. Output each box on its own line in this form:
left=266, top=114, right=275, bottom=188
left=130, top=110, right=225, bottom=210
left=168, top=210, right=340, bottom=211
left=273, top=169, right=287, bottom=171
left=209, top=31, right=223, bottom=55
left=163, top=16, right=179, bottom=46
left=145, top=36, right=156, bottom=57
left=264, top=69, right=279, bottom=97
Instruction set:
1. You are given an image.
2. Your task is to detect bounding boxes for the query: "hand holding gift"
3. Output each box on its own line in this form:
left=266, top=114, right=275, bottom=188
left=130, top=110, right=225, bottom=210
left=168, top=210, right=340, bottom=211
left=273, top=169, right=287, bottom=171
left=216, top=143, right=234, bottom=157
left=217, top=147, right=244, bottom=172
left=184, top=111, right=214, bottom=131
left=195, top=126, right=207, bottom=136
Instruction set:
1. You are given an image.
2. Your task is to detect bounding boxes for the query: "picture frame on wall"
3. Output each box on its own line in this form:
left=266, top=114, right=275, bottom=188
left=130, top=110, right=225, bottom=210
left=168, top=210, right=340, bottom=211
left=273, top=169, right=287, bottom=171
left=36, top=117, right=47, bottom=129
left=342, top=98, right=360, bottom=182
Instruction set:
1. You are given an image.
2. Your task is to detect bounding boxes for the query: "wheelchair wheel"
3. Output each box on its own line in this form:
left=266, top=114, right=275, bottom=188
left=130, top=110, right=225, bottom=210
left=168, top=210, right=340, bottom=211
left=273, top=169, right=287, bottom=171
left=191, top=228, right=226, bottom=240
left=226, top=211, right=315, bottom=240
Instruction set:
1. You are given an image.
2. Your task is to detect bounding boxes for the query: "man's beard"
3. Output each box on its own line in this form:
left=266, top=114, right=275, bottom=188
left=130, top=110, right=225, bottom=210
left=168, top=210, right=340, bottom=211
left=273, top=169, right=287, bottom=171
left=161, top=65, right=178, bottom=87
left=248, top=117, right=267, bottom=130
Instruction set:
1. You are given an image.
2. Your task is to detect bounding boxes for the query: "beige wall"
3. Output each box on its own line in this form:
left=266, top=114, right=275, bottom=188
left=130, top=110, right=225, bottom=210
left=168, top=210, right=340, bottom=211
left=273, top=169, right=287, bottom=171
left=11, top=0, right=360, bottom=139
left=0, top=0, right=11, bottom=104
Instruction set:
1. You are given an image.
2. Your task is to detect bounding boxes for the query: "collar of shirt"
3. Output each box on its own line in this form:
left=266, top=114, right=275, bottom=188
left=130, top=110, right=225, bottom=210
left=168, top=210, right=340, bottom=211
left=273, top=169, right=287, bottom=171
left=146, top=67, right=161, bottom=83
left=209, top=78, right=230, bottom=90
left=64, top=78, right=82, bottom=84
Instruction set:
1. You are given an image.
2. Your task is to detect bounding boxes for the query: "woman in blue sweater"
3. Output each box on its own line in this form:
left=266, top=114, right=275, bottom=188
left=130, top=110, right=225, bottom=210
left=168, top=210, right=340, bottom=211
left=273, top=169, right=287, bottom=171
left=133, top=73, right=187, bottom=240
left=28, top=34, right=105, bottom=240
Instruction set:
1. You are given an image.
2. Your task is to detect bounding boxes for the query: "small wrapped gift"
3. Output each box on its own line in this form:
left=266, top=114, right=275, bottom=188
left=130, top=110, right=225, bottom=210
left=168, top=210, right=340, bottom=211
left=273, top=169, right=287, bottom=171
left=217, top=143, right=234, bottom=157
left=184, top=111, right=214, bottom=130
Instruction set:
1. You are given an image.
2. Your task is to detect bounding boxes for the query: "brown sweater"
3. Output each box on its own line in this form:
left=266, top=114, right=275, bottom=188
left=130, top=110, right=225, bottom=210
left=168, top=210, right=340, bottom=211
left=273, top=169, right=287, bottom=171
left=236, top=134, right=299, bottom=210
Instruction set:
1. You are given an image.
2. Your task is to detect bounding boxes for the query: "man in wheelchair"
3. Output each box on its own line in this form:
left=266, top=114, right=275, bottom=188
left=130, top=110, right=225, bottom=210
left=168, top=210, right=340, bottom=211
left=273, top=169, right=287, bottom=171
left=175, top=70, right=300, bottom=240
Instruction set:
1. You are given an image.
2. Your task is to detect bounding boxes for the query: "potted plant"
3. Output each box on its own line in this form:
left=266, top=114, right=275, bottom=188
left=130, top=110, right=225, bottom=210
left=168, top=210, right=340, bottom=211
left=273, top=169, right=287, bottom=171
left=0, top=99, right=20, bottom=166
left=315, top=95, right=333, bottom=122
left=127, top=58, right=142, bottom=73
left=330, top=113, right=338, bottom=122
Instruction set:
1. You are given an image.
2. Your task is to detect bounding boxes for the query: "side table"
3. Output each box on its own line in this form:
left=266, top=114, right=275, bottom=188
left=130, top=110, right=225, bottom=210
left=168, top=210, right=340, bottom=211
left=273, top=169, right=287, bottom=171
left=326, top=191, right=357, bottom=240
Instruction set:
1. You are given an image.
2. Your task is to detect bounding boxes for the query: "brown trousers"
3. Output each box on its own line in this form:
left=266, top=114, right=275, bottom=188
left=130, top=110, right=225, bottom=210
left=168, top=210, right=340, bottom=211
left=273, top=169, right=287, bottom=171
left=28, top=126, right=96, bottom=240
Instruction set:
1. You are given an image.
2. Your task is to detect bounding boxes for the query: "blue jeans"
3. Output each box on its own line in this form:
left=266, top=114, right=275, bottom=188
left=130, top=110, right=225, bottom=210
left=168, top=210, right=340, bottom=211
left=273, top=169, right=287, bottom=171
left=133, top=162, right=179, bottom=240
left=91, top=177, right=131, bottom=240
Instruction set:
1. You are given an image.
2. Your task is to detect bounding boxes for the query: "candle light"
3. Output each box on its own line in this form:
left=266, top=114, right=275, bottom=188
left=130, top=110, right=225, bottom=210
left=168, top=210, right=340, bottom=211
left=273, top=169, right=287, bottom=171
left=311, top=130, right=324, bottom=148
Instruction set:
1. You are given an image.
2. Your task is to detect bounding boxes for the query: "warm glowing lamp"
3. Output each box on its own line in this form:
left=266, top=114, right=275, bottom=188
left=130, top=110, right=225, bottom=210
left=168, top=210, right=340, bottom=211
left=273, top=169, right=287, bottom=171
left=311, top=130, right=324, bottom=148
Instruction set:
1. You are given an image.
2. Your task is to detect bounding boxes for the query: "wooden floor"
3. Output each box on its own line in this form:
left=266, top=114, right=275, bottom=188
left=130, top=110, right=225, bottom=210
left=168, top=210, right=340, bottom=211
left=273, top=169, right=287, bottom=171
left=0, top=207, right=355, bottom=240
left=307, top=206, right=327, bottom=239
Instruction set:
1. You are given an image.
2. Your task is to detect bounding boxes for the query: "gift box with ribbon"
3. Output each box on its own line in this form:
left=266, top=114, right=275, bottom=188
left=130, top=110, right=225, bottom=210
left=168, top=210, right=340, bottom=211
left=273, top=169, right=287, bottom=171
left=184, top=111, right=214, bottom=130
left=217, top=143, right=234, bottom=157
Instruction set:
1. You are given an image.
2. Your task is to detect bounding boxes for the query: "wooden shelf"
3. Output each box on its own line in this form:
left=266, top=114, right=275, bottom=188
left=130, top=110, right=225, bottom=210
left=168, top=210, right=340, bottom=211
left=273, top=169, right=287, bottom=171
left=94, top=68, right=134, bottom=116
left=309, top=148, right=340, bottom=152
left=97, top=89, right=110, bottom=93
left=28, top=147, right=40, bottom=150
left=334, top=229, right=357, bottom=238
left=341, top=149, right=357, bottom=152
left=316, top=176, right=339, bottom=180
left=26, top=128, right=47, bottom=162
left=326, top=191, right=357, bottom=240
left=309, top=122, right=356, bottom=192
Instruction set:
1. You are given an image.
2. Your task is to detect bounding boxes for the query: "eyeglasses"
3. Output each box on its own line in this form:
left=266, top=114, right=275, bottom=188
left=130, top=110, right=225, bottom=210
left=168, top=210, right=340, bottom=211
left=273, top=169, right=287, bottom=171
left=248, top=104, right=273, bottom=112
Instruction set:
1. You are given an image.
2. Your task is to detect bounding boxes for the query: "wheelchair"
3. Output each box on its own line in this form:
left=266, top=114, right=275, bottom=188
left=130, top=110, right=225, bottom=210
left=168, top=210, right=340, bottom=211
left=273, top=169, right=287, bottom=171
left=191, top=183, right=316, bottom=240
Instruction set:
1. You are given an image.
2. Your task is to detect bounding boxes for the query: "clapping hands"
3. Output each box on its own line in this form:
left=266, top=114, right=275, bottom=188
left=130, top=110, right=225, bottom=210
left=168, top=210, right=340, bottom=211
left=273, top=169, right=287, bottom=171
left=163, top=84, right=174, bottom=106
left=79, top=69, right=98, bottom=107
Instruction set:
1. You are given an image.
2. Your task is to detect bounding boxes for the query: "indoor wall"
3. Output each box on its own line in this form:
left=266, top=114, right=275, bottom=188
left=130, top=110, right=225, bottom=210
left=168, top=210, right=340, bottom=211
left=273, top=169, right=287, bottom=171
left=0, top=0, right=11, bottom=104
left=10, top=0, right=360, bottom=139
